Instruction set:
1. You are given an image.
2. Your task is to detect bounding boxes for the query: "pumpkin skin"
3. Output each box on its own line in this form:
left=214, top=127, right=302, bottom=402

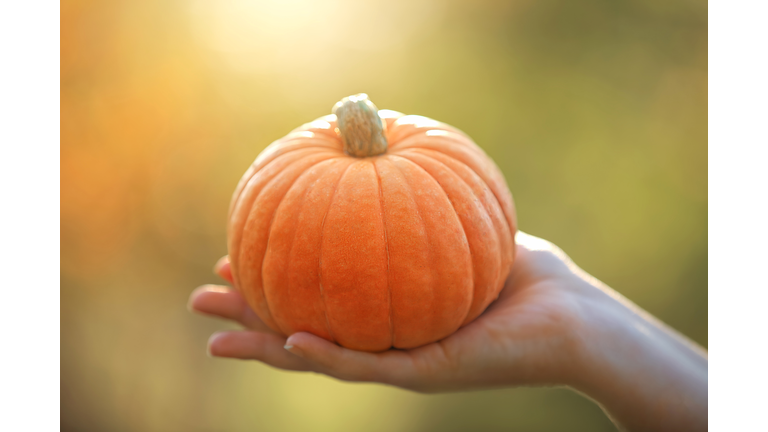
left=227, top=107, right=517, bottom=352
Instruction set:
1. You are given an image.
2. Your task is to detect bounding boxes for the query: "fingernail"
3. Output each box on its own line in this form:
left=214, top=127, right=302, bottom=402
left=208, top=332, right=225, bottom=357
left=187, top=291, right=201, bottom=313
left=284, top=344, right=304, bottom=357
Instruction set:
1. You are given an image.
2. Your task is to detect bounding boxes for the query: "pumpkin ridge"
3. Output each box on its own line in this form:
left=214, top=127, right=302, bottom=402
left=284, top=158, right=354, bottom=341
left=376, top=156, right=437, bottom=348
left=240, top=154, right=340, bottom=334
left=394, top=139, right=515, bottom=242
left=406, top=149, right=513, bottom=246
left=405, top=148, right=513, bottom=308
left=262, top=157, right=347, bottom=334
left=392, top=153, right=478, bottom=327
left=229, top=144, right=341, bottom=218
left=316, top=161, right=356, bottom=343
left=372, top=160, right=395, bottom=348
left=389, top=154, right=470, bottom=344
left=387, top=156, right=433, bottom=346
left=230, top=150, right=339, bottom=280
left=402, top=149, right=514, bottom=323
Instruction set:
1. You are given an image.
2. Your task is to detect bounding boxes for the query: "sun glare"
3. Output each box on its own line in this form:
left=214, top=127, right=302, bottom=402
left=188, top=0, right=442, bottom=73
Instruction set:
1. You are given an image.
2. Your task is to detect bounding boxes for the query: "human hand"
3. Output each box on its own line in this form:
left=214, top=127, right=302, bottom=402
left=190, top=232, right=592, bottom=389
left=189, top=231, right=707, bottom=431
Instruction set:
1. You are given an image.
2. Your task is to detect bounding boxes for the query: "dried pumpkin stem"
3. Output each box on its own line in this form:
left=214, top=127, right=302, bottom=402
left=332, top=94, right=388, bottom=157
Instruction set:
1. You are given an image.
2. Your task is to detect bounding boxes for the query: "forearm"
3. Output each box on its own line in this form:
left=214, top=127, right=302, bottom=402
left=569, top=284, right=707, bottom=432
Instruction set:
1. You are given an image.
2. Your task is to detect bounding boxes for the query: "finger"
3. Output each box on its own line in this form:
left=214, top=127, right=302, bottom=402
left=208, top=331, right=315, bottom=372
left=188, top=285, right=276, bottom=333
left=284, top=332, right=417, bottom=386
left=213, top=256, right=234, bottom=284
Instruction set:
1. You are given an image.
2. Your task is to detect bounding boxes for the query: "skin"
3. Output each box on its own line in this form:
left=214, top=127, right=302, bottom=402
left=189, top=231, right=707, bottom=432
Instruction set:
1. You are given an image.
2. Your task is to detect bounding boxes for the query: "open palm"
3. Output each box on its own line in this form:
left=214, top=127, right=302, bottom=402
left=190, top=232, right=602, bottom=392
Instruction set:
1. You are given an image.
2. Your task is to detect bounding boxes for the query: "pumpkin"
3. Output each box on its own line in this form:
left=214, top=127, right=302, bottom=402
left=227, top=94, right=517, bottom=352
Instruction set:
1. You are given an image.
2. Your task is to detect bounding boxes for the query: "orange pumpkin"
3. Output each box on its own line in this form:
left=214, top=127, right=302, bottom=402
left=227, top=94, right=517, bottom=352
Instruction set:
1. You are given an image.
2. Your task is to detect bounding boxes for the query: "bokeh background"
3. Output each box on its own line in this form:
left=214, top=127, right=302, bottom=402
left=61, top=0, right=707, bottom=431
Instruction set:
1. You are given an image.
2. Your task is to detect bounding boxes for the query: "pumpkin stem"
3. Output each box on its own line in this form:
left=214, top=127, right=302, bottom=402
left=332, top=94, right=388, bottom=157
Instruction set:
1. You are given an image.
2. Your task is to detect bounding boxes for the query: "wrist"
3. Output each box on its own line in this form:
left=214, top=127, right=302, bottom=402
left=564, top=281, right=707, bottom=431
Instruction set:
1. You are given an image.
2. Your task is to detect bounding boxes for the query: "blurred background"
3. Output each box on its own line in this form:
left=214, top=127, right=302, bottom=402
left=61, top=0, right=707, bottom=430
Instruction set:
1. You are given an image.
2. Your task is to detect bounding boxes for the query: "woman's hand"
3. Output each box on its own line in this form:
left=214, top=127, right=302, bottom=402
left=189, top=232, right=594, bottom=390
left=189, top=232, right=707, bottom=432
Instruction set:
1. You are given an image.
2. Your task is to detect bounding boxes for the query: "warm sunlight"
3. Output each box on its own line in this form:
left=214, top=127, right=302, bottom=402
left=188, top=0, right=442, bottom=73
